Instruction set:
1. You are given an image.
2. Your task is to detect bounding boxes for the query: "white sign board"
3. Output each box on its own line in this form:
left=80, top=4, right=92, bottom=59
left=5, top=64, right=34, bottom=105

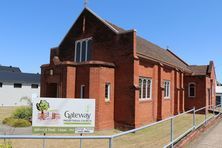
left=32, top=98, right=95, bottom=134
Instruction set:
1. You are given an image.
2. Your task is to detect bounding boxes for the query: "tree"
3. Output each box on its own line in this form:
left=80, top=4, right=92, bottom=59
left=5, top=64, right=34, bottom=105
left=20, top=96, right=32, bottom=106
left=36, top=100, right=50, bottom=120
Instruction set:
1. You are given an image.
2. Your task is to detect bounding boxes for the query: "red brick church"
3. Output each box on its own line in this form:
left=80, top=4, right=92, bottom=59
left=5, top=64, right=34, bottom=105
left=40, top=8, right=216, bottom=130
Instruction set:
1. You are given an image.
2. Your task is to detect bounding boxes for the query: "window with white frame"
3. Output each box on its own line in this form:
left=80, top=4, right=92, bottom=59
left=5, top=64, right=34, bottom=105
left=164, top=80, right=170, bottom=98
left=75, top=38, right=92, bottom=62
left=105, top=83, right=111, bottom=101
left=139, top=77, right=152, bottom=100
left=188, top=83, right=196, bottom=97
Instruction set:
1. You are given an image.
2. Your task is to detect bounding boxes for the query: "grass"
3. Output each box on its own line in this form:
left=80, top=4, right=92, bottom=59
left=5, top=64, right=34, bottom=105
left=0, top=106, right=18, bottom=122
left=0, top=106, right=216, bottom=148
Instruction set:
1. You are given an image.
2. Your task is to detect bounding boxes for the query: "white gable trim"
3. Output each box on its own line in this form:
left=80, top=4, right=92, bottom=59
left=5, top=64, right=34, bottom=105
left=59, top=8, right=119, bottom=47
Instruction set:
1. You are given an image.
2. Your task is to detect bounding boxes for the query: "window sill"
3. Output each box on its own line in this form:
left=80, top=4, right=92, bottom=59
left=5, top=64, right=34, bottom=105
left=139, top=99, right=152, bottom=103
left=188, top=96, right=195, bottom=98
left=164, top=97, right=171, bottom=100
left=105, top=100, right=111, bottom=103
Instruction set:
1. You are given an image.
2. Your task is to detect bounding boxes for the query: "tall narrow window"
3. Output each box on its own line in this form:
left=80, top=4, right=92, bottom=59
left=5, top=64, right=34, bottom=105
left=76, top=42, right=81, bottom=62
left=139, top=79, right=142, bottom=98
left=139, top=77, right=152, bottom=100
left=142, top=79, right=146, bottom=98
left=81, top=41, right=86, bottom=61
left=87, top=39, right=92, bottom=61
left=164, top=80, right=170, bottom=98
left=0, top=82, right=2, bottom=88
left=75, top=38, right=92, bottom=62
left=80, top=85, right=85, bottom=98
left=105, top=83, right=111, bottom=101
left=188, top=83, right=196, bottom=97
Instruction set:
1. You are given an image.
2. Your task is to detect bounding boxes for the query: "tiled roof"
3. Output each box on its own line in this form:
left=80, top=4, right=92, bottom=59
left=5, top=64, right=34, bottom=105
left=0, top=65, right=21, bottom=73
left=188, top=65, right=209, bottom=76
left=0, top=71, right=40, bottom=84
left=188, top=61, right=214, bottom=76
left=105, top=20, right=190, bottom=72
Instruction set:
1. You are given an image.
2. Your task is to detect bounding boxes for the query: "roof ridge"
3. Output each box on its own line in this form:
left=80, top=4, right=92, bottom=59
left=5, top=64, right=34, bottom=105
left=85, top=8, right=119, bottom=33
left=166, top=49, right=189, bottom=66
left=189, top=65, right=208, bottom=67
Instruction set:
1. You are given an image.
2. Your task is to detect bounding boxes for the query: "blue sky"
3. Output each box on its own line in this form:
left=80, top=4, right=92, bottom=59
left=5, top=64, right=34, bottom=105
left=0, top=0, right=221, bottom=81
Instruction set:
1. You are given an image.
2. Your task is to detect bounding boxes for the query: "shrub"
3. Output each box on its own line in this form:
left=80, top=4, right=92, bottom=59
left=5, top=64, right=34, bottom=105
left=0, top=141, right=12, bottom=148
left=2, top=117, right=31, bottom=127
left=2, top=117, right=14, bottom=125
left=12, top=119, right=31, bottom=127
left=13, top=106, right=32, bottom=120
left=2, top=106, right=32, bottom=127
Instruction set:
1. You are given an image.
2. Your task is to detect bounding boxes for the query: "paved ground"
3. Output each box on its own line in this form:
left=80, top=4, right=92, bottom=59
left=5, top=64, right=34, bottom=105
left=188, top=120, right=222, bottom=148
left=0, top=123, right=32, bottom=135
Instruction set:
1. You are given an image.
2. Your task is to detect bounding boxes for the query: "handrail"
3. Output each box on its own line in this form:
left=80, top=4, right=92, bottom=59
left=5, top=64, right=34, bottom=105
left=112, top=108, right=194, bottom=138
left=0, top=135, right=112, bottom=139
left=0, top=104, right=221, bottom=148
left=195, top=106, right=206, bottom=112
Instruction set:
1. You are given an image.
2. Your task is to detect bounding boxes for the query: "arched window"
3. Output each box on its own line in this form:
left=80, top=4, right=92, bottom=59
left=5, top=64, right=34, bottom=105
left=139, top=77, right=152, bottom=100
left=188, top=83, right=196, bottom=97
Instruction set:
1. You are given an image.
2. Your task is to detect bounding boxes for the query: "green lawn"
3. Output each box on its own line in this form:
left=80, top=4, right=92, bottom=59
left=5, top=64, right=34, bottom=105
left=0, top=107, right=216, bottom=148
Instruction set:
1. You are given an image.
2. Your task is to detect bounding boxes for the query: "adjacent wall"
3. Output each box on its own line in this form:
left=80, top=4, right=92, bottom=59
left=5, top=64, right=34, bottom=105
left=0, top=83, right=40, bottom=106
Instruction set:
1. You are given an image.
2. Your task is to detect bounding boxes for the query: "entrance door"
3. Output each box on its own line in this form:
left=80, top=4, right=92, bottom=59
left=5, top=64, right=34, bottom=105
left=46, top=83, right=58, bottom=98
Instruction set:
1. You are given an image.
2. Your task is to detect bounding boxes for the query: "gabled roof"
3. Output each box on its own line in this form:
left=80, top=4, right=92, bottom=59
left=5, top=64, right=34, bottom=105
left=188, top=61, right=214, bottom=76
left=136, top=36, right=190, bottom=72
left=60, top=8, right=191, bottom=72
left=0, top=65, right=21, bottom=73
left=85, top=8, right=120, bottom=33
left=104, top=14, right=191, bottom=72
left=0, top=71, right=40, bottom=84
left=188, top=65, right=209, bottom=76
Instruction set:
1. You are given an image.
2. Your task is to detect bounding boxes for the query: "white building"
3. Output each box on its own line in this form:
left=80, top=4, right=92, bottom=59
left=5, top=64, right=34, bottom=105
left=216, top=81, right=222, bottom=106
left=0, top=66, right=40, bottom=106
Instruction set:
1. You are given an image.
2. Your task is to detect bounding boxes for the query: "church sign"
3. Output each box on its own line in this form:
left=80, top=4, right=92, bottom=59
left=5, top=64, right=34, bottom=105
left=32, top=98, right=95, bottom=134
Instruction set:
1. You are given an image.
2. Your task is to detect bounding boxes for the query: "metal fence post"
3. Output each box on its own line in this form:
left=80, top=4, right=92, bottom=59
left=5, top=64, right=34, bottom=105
left=204, top=108, right=207, bottom=125
left=109, top=137, right=113, bottom=148
left=80, top=133, right=83, bottom=148
left=219, top=104, right=222, bottom=115
left=4, top=132, right=6, bottom=147
left=170, top=118, right=174, bottom=148
left=193, top=107, right=196, bottom=129
left=43, top=133, right=46, bottom=148
left=213, top=105, right=215, bottom=117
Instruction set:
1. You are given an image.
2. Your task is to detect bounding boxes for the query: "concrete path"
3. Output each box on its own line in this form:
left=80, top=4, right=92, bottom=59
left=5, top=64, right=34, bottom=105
left=189, top=120, right=222, bottom=148
left=0, top=123, right=32, bottom=135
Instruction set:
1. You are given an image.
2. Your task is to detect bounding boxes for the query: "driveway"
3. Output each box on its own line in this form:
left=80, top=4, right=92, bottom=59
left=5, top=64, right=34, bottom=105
left=188, top=120, right=222, bottom=148
left=0, top=123, right=32, bottom=135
